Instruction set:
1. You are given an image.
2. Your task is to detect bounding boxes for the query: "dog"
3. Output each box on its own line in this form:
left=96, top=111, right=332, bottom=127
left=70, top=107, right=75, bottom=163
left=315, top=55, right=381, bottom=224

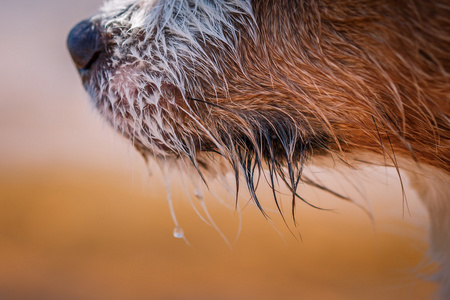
left=67, top=0, right=450, bottom=297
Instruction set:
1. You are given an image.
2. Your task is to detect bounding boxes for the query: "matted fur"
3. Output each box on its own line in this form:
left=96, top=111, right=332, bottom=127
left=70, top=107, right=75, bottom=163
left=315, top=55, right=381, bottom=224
left=68, top=0, right=450, bottom=297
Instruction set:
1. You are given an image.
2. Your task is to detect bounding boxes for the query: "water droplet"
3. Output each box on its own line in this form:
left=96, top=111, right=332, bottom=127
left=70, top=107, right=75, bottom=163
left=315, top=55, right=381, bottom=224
left=194, top=188, right=203, bottom=200
left=173, top=226, right=184, bottom=239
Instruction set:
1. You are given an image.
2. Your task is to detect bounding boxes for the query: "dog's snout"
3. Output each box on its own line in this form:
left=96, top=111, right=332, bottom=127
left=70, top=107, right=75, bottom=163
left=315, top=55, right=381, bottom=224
left=67, top=19, right=104, bottom=71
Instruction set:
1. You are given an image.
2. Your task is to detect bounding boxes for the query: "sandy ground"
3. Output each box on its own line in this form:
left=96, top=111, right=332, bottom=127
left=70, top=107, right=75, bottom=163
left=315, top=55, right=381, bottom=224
left=0, top=0, right=438, bottom=299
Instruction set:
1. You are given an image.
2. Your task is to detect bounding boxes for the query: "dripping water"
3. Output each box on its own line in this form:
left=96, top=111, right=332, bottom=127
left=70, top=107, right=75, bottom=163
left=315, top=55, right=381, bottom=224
left=173, top=226, right=184, bottom=239
left=156, top=157, right=189, bottom=243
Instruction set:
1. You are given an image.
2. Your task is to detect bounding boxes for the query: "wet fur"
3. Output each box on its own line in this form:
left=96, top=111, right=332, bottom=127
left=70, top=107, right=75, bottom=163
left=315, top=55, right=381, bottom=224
left=72, top=0, right=449, bottom=297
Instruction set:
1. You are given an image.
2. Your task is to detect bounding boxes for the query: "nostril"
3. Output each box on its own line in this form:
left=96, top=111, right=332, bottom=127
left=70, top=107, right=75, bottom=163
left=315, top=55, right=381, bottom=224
left=67, top=19, right=104, bottom=70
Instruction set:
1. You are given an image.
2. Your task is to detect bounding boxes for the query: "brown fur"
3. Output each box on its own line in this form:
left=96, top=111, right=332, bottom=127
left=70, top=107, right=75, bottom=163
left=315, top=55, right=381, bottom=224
left=187, top=0, right=449, bottom=173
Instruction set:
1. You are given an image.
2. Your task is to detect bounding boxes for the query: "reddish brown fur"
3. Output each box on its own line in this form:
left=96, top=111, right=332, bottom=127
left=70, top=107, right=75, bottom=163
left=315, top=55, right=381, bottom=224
left=187, top=0, right=449, bottom=173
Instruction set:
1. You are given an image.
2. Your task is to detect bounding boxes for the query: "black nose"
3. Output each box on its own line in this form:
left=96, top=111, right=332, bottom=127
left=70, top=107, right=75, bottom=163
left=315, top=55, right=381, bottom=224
left=67, top=19, right=104, bottom=70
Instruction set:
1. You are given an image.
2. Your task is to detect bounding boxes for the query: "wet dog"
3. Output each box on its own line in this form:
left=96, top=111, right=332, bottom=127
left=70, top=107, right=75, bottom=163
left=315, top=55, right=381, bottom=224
left=67, top=0, right=450, bottom=297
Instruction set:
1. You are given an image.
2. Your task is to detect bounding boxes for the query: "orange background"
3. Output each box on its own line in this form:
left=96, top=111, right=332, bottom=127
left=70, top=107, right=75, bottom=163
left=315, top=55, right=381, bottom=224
left=0, top=1, right=437, bottom=299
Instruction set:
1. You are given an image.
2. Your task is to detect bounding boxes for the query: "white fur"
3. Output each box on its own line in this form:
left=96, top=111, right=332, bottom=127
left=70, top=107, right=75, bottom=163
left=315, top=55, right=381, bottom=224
left=87, top=0, right=255, bottom=160
left=408, top=166, right=450, bottom=298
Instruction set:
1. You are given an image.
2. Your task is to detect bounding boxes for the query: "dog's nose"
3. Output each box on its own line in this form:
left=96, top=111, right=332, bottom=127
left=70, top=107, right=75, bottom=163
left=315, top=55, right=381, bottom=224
left=67, top=19, right=104, bottom=70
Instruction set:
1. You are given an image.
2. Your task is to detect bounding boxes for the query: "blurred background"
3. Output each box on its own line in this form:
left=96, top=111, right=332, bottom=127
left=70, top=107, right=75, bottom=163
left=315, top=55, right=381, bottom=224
left=0, top=0, right=438, bottom=299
